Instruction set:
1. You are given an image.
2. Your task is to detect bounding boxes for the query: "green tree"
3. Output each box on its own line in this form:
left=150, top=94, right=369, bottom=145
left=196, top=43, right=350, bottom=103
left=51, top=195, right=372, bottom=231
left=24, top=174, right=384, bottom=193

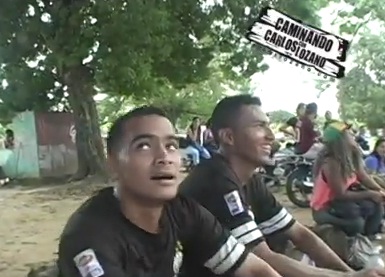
left=0, top=0, right=328, bottom=178
left=331, top=0, right=385, bottom=128
left=337, top=31, right=385, bottom=129
left=268, top=110, right=294, bottom=124
left=97, top=95, right=134, bottom=132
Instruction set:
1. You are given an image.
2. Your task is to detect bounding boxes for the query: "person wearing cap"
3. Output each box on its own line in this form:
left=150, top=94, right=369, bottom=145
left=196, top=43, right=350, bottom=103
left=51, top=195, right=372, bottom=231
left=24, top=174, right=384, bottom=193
left=296, top=102, right=322, bottom=159
left=311, top=121, right=385, bottom=237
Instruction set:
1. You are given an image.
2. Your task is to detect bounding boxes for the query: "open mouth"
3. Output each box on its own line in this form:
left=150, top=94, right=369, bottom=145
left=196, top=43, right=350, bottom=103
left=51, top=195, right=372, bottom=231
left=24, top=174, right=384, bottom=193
left=150, top=174, right=175, bottom=181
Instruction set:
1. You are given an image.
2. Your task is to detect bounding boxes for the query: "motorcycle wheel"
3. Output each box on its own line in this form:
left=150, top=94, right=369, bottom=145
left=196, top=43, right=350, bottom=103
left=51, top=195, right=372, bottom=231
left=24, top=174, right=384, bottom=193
left=286, top=167, right=312, bottom=208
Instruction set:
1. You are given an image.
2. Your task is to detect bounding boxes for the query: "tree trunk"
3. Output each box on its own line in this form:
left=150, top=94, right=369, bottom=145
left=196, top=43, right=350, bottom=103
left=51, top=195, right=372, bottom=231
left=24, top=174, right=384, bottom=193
left=63, top=64, right=107, bottom=180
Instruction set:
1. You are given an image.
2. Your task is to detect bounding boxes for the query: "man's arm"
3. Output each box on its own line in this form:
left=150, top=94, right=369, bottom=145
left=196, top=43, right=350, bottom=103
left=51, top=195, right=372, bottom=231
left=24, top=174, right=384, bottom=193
left=234, top=253, right=281, bottom=277
left=247, top=176, right=351, bottom=272
left=279, top=117, right=297, bottom=138
left=285, top=222, right=352, bottom=272
left=58, top=230, right=126, bottom=277
left=194, top=175, right=337, bottom=277
left=245, top=175, right=348, bottom=277
left=246, top=174, right=296, bottom=238
left=279, top=123, right=295, bottom=137
left=180, top=197, right=281, bottom=277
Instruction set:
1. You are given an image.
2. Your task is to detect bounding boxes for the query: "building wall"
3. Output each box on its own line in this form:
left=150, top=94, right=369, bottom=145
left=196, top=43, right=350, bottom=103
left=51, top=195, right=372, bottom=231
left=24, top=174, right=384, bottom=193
left=35, top=112, right=78, bottom=178
left=2, top=111, right=40, bottom=178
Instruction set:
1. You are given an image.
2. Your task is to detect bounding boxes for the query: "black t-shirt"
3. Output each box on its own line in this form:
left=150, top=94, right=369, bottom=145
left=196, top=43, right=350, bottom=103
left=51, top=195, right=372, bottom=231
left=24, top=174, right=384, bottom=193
left=286, top=116, right=299, bottom=128
left=179, top=155, right=296, bottom=277
left=57, top=187, right=248, bottom=277
left=244, top=174, right=296, bottom=252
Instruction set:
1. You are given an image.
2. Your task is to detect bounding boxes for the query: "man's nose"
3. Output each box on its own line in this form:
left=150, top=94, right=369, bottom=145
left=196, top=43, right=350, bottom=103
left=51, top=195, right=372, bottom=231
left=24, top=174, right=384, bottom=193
left=265, top=127, right=275, bottom=141
left=154, top=144, right=173, bottom=165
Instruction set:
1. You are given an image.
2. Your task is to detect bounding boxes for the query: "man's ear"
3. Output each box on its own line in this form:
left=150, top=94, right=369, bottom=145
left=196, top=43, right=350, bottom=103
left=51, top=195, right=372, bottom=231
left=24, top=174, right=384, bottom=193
left=218, top=128, right=234, bottom=146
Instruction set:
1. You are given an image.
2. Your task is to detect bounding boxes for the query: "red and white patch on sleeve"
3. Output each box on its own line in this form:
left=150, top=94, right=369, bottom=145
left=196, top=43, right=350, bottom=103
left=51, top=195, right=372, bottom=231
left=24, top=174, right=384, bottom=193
left=73, top=249, right=104, bottom=277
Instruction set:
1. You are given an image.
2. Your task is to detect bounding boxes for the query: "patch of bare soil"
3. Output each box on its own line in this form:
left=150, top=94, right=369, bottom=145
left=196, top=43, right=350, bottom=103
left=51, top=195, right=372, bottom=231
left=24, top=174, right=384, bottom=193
left=0, top=182, right=368, bottom=277
left=0, top=179, right=107, bottom=277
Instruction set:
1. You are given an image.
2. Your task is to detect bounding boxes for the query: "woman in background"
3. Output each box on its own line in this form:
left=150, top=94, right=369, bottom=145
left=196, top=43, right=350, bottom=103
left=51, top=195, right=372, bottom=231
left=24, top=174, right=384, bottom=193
left=311, top=122, right=384, bottom=237
left=365, top=138, right=385, bottom=175
left=365, top=138, right=385, bottom=189
left=202, top=118, right=217, bottom=155
left=186, top=117, right=211, bottom=161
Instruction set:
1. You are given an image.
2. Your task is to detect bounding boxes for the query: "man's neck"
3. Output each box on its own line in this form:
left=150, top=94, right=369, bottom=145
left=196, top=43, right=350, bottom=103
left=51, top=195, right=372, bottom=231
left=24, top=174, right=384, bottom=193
left=117, top=188, right=163, bottom=234
left=220, top=150, right=257, bottom=184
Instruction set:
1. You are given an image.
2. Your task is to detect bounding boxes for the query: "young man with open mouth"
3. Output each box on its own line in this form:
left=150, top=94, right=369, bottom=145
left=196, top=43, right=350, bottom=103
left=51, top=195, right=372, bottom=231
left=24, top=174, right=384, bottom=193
left=57, top=106, right=281, bottom=277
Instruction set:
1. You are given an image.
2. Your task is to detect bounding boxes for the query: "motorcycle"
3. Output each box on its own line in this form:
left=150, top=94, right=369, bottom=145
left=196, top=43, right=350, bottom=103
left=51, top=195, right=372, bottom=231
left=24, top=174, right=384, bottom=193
left=285, top=156, right=314, bottom=208
left=285, top=144, right=370, bottom=208
left=259, top=146, right=297, bottom=189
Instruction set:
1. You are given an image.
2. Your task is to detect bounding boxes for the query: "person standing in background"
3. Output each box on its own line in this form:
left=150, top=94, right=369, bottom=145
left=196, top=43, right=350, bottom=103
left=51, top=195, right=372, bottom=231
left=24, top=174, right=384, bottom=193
left=4, top=129, right=15, bottom=149
left=323, top=111, right=337, bottom=130
left=296, top=103, right=322, bottom=159
left=356, top=126, right=370, bottom=151
left=279, top=103, right=305, bottom=141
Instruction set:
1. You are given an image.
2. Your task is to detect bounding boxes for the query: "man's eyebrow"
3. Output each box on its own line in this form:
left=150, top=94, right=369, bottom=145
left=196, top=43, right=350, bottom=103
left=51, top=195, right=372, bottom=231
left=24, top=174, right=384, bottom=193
left=249, top=119, right=269, bottom=125
left=166, top=135, right=179, bottom=141
left=130, top=134, right=178, bottom=144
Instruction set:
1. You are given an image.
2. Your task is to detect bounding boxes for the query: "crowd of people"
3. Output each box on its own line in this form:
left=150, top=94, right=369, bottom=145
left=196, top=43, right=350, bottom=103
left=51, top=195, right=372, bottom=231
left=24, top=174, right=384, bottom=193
left=57, top=95, right=385, bottom=277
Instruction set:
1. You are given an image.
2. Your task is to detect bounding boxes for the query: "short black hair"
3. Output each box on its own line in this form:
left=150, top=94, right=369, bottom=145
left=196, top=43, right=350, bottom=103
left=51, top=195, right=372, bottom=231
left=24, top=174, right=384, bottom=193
left=106, top=105, right=167, bottom=155
left=305, top=102, right=318, bottom=115
left=296, top=103, right=305, bottom=112
left=211, top=94, right=262, bottom=143
left=5, top=129, right=13, bottom=136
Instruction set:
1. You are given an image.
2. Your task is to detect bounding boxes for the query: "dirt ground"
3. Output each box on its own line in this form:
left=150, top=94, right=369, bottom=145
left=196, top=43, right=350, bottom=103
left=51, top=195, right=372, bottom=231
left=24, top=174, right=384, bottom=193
left=0, top=180, right=313, bottom=277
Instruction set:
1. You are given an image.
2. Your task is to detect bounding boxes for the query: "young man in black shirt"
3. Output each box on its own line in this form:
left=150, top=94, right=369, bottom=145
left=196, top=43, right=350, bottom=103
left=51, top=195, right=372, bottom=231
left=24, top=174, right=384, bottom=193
left=180, top=95, right=385, bottom=277
left=57, top=106, right=281, bottom=277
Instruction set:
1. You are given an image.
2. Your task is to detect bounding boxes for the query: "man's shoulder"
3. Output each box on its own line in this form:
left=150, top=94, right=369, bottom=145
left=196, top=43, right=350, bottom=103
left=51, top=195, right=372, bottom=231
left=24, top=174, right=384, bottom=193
left=168, top=195, right=197, bottom=211
left=247, top=173, right=265, bottom=187
left=61, top=187, right=118, bottom=238
left=180, top=156, right=238, bottom=195
left=246, top=174, right=270, bottom=198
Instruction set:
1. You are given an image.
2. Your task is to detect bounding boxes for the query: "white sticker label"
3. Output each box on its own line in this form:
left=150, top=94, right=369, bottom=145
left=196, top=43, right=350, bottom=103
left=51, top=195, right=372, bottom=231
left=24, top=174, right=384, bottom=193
left=224, top=191, right=244, bottom=216
left=74, top=249, right=104, bottom=277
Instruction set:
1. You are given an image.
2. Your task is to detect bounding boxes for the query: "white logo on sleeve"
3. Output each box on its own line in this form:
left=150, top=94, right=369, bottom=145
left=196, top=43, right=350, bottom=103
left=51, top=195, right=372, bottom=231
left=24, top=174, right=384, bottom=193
left=224, top=191, right=244, bottom=216
left=73, top=249, right=104, bottom=277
